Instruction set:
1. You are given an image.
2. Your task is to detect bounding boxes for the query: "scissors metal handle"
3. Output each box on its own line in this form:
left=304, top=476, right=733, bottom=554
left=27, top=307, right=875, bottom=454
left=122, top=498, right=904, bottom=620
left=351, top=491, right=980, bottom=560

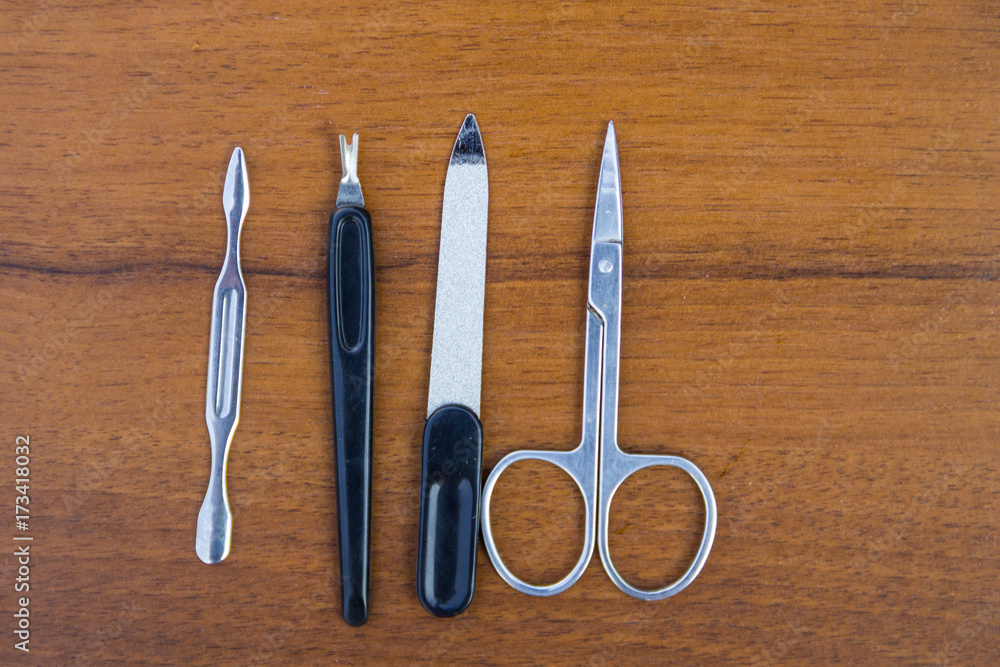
left=480, top=305, right=717, bottom=600
left=590, top=241, right=718, bottom=599
left=597, top=448, right=717, bottom=600
left=480, top=448, right=596, bottom=596
left=480, top=312, right=602, bottom=596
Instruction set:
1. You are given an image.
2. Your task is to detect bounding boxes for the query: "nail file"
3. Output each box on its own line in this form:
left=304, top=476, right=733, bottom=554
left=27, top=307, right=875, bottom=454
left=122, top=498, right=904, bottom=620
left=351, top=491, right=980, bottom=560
left=416, top=114, right=488, bottom=617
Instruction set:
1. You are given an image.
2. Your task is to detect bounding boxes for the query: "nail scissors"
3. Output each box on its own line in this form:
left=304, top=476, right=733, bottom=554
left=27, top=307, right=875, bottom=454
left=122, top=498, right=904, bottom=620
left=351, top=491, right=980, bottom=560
left=480, top=122, right=718, bottom=600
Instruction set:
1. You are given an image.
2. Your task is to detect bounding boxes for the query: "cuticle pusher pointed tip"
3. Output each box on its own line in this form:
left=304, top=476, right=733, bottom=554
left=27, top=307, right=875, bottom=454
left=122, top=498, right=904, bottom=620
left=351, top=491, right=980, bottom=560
left=223, top=146, right=249, bottom=224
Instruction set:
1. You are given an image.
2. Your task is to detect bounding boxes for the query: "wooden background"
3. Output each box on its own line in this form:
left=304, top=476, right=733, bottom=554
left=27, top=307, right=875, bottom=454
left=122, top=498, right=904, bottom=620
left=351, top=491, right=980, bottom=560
left=1, top=0, right=997, bottom=663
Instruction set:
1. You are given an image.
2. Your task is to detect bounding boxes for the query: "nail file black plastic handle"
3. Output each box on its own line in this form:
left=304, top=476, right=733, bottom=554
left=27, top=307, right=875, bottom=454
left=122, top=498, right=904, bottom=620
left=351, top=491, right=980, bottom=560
left=328, top=202, right=375, bottom=626
left=417, top=404, right=483, bottom=616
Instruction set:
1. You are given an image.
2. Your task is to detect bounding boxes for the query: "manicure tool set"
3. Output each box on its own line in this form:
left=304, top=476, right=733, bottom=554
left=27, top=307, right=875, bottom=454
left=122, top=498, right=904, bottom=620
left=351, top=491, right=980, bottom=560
left=195, top=117, right=717, bottom=624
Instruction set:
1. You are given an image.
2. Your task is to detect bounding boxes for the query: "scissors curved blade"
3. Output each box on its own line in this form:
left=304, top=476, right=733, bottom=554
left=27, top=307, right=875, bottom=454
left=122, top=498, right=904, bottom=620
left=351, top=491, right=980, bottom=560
left=592, top=122, right=623, bottom=245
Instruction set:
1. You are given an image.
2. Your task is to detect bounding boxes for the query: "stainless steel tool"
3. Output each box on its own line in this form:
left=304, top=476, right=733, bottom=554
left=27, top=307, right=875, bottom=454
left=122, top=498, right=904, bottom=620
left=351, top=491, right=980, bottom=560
left=196, top=147, right=249, bottom=565
left=480, top=123, right=717, bottom=600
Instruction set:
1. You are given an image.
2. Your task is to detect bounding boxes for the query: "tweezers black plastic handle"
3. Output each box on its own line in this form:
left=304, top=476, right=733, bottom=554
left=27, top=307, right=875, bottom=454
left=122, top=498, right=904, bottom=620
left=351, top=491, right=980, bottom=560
left=328, top=204, right=375, bottom=626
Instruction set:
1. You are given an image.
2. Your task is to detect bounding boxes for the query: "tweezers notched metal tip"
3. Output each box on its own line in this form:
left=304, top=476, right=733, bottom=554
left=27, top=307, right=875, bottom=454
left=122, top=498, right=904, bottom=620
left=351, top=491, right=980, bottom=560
left=592, top=121, right=623, bottom=244
left=337, top=133, right=365, bottom=208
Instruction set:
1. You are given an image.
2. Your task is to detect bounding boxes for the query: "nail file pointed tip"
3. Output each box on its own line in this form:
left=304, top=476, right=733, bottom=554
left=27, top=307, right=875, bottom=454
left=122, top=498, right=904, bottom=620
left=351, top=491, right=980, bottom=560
left=451, top=114, right=485, bottom=166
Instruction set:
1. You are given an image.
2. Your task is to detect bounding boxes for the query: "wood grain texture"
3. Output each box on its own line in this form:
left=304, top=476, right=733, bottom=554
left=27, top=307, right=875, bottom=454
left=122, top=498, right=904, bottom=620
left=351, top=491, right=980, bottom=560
left=1, top=0, right=998, bottom=663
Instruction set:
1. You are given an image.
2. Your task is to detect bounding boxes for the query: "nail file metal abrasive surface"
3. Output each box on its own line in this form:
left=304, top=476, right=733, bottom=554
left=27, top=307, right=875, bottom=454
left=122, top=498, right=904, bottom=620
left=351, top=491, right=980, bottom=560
left=416, top=114, right=489, bottom=617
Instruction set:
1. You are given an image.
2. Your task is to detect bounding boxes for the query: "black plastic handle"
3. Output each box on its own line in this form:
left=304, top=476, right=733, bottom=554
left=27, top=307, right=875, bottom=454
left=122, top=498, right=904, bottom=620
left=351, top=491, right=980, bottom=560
left=416, top=404, right=483, bottom=617
left=327, top=204, right=375, bottom=626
